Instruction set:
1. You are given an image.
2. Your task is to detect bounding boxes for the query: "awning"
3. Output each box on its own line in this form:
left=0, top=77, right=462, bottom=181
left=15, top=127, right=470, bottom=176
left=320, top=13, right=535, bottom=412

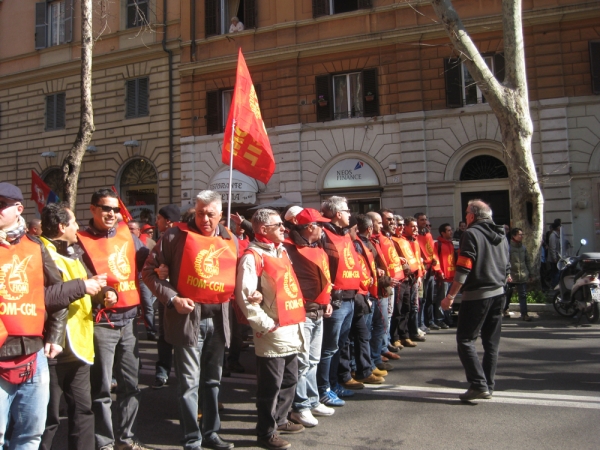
left=208, top=169, right=258, bottom=204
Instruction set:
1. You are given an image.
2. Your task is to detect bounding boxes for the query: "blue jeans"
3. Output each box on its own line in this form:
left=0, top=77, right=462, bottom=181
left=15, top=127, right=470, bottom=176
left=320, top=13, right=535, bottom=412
left=155, top=302, right=173, bottom=382
left=316, top=299, right=354, bottom=395
left=293, top=316, right=323, bottom=411
left=0, top=348, right=49, bottom=450
left=91, top=321, right=141, bottom=449
left=434, top=281, right=452, bottom=325
left=173, top=314, right=226, bottom=450
left=139, top=281, right=157, bottom=336
left=419, top=271, right=435, bottom=327
left=368, top=296, right=387, bottom=367
left=509, top=283, right=528, bottom=315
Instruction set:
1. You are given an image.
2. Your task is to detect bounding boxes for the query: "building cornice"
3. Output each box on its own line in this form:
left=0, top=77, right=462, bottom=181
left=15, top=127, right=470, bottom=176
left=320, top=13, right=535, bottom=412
left=178, top=2, right=600, bottom=77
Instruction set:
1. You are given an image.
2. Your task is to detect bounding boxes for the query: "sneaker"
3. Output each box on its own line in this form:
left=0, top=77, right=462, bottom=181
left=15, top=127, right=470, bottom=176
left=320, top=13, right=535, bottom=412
left=152, top=377, right=167, bottom=389
left=356, top=374, right=385, bottom=384
left=503, top=310, right=511, bottom=318
left=332, top=384, right=355, bottom=398
left=290, top=409, right=318, bottom=427
left=459, top=388, right=492, bottom=402
left=372, top=367, right=388, bottom=377
left=417, top=329, right=426, bottom=337
left=257, top=434, right=291, bottom=450
left=410, top=335, right=426, bottom=342
left=420, top=326, right=430, bottom=333
left=392, top=340, right=404, bottom=349
left=341, top=378, right=364, bottom=390
left=312, top=402, right=335, bottom=416
left=277, top=421, right=305, bottom=434
left=401, top=338, right=417, bottom=347
left=319, top=389, right=345, bottom=407
left=439, top=322, right=450, bottom=329
left=521, top=313, right=532, bottom=322
left=428, top=323, right=440, bottom=330
left=376, top=362, right=393, bottom=371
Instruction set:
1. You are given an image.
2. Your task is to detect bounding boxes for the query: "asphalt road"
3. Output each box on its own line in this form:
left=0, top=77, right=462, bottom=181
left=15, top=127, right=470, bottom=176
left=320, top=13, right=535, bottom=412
left=53, top=310, right=600, bottom=450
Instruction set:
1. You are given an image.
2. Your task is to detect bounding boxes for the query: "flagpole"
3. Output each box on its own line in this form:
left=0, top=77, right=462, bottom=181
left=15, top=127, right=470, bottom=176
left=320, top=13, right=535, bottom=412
left=227, top=118, right=236, bottom=229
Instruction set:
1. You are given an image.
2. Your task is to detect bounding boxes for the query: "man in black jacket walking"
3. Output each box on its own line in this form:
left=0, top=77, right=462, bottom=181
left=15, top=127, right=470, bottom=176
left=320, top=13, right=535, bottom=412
left=442, top=200, right=510, bottom=402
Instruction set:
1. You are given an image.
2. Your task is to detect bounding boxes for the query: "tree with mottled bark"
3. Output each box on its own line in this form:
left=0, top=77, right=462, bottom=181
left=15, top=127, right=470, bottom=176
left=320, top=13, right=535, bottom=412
left=62, top=0, right=94, bottom=210
left=431, top=0, right=544, bottom=281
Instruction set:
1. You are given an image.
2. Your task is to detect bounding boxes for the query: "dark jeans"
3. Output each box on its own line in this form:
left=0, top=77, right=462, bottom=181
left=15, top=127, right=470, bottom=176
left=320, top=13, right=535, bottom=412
left=420, top=271, right=435, bottom=327
left=391, top=281, right=418, bottom=340
left=40, top=361, right=94, bottom=450
left=256, top=354, right=298, bottom=439
left=155, top=302, right=173, bottom=382
left=456, top=294, right=504, bottom=393
left=227, top=303, right=248, bottom=365
left=433, top=280, right=452, bottom=325
left=342, top=313, right=372, bottom=381
left=139, top=281, right=157, bottom=337
left=366, top=296, right=386, bottom=367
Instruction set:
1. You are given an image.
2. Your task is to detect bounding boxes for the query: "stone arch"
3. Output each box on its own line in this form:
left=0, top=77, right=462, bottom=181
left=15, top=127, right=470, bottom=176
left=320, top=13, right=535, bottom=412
left=588, top=142, right=600, bottom=173
left=316, top=151, right=386, bottom=191
left=444, top=140, right=506, bottom=181
left=116, top=157, right=159, bottom=222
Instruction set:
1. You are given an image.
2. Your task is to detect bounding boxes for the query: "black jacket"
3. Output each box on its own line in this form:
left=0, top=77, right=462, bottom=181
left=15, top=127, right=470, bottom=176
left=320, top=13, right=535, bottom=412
left=0, top=234, right=87, bottom=361
left=455, top=219, right=510, bottom=301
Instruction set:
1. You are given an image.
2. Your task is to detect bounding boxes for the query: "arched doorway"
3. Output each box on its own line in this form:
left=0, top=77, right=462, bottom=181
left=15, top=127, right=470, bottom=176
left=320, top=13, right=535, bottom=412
left=119, top=158, right=158, bottom=224
left=459, top=155, right=510, bottom=226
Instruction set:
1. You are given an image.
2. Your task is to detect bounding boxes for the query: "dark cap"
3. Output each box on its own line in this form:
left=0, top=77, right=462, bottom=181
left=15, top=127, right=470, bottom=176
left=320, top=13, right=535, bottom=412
left=158, top=204, right=180, bottom=222
left=348, top=214, right=358, bottom=228
left=296, top=208, right=331, bottom=225
left=0, top=183, right=24, bottom=202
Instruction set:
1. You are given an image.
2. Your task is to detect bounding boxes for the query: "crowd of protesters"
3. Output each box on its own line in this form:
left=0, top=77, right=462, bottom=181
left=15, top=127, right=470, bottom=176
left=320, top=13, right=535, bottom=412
left=0, top=181, right=542, bottom=450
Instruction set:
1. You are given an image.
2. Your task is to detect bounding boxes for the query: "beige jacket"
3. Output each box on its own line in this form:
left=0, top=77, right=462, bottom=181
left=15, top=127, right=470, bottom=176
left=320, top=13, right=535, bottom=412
left=235, top=241, right=305, bottom=358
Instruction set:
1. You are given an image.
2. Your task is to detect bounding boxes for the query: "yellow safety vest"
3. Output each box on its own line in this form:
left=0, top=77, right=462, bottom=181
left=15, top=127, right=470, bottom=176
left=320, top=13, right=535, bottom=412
left=40, top=237, right=94, bottom=364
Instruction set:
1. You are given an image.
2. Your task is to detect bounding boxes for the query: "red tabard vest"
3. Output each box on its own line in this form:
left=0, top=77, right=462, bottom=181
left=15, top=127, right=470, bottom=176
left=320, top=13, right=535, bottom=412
left=77, top=224, right=140, bottom=308
left=175, top=224, right=237, bottom=304
left=293, top=244, right=332, bottom=305
left=392, top=235, right=422, bottom=276
left=0, top=237, right=45, bottom=337
left=376, top=234, right=404, bottom=279
left=247, top=248, right=306, bottom=326
left=416, top=233, right=439, bottom=270
left=435, top=238, right=456, bottom=282
left=355, top=239, right=378, bottom=298
left=323, top=229, right=361, bottom=290
left=370, top=236, right=404, bottom=281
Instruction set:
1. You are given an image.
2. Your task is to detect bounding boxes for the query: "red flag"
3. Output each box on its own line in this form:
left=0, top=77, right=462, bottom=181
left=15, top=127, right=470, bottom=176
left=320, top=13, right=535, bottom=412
left=111, top=186, right=134, bottom=223
left=31, top=170, right=59, bottom=214
left=222, top=49, right=275, bottom=184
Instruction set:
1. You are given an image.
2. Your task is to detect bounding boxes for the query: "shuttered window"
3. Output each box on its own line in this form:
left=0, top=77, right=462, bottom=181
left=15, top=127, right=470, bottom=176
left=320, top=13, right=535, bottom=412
left=126, top=78, right=149, bottom=118
left=206, top=0, right=257, bottom=37
left=35, top=0, right=73, bottom=50
left=206, top=85, right=261, bottom=134
left=46, top=93, right=66, bottom=131
left=444, top=54, right=504, bottom=108
left=127, top=0, right=149, bottom=29
left=313, top=0, right=370, bottom=17
left=244, top=0, right=257, bottom=29
left=205, top=0, right=220, bottom=37
left=590, top=41, right=600, bottom=95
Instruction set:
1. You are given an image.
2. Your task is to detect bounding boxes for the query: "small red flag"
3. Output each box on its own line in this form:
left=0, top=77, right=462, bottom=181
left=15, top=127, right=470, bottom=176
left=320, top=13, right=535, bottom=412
left=111, top=186, right=134, bottom=223
left=222, top=49, right=275, bottom=184
left=31, top=170, right=59, bottom=214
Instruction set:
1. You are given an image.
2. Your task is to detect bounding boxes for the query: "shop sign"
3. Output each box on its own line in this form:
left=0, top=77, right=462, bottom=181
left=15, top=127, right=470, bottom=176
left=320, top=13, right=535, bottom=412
left=323, top=159, right=379, bottom=189
left=209, top=169, right=258, bottom=204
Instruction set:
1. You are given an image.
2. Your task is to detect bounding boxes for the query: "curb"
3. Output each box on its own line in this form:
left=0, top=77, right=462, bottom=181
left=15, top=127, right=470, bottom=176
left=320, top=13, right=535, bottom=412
left=507, top=303, right=554, bottom=312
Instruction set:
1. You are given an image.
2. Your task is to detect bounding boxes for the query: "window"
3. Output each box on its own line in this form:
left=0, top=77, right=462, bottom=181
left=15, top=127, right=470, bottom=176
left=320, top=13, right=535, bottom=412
left=315, top=68, right=379, bottom=122
left=46, top=93, right=66, bottom=131
left=444, top=54, right=505, bottom=108
left=312, top=0, right=371, bottom=18
left=590, top=41, right=600, bottom=95
left=206, top=86, right=261, bottom=134
left=205, top=0, right=256, bottom=37
left=125, top=78, right=149, bottom=118
left=127, top=0, right=149, bottom=29
left=460, top=155, right=508, bottom=181
left=35, top=0, right=73, bottom=50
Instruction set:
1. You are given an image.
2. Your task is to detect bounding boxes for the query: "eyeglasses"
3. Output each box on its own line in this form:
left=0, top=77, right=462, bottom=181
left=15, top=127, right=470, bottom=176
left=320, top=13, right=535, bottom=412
left=264, top=222, right=284, bottom=228
left=0, top=201, right=20, bottom=210
left=339, top=209, right=351, bottom=214
left=94, top=204, right=121, bottom=214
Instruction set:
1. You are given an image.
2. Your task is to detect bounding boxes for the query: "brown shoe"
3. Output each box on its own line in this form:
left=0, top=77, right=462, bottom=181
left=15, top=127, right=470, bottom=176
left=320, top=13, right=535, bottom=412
left=372, top=367, right=388, bottom=377
left=258, top=434, right=291, bottom=449
left=277, top=420, right=305, bottom=434
left=381, top=355, right=389, bottom=362
left=401, top=338, right=417, bottom=347
left=382, top=351, right=400, bottom=360
left=392, top=340, right=404, bottom=350
left=522, top=313, right=532, bottom=322
left=341, top=378, right=364, bottom=390
left=356, top=374, right=385, bottom=384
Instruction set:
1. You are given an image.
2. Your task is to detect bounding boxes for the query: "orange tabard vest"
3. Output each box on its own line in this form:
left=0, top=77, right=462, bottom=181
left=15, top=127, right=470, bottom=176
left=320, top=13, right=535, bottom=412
left=416, top=233, right=439, bottom=270
left=323, top=229, right=361, bottom=291
left=294, top=244, right=332, bottom=305
left=354, top=239, right=378, bottom=298
left=435, top=238, right=456, bottom=282
left=0, top=237, right=45, bottom=337
left=370, top=236, right=404, bottom=281
left=77, top=224, right=140, bottom=308
left=175, top=224, right=237, bottom=304
left=392, top=235, right=422, bottom=276
left=376, top=234, right=403, bottom=279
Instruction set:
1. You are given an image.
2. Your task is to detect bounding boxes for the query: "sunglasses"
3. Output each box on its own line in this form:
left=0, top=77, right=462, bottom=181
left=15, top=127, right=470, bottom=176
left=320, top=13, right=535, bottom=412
left=0, top=201, right=20, bottom=210
left=264, top=222, right=284, bottom=228
left=94, top=204, right=121, bottom=214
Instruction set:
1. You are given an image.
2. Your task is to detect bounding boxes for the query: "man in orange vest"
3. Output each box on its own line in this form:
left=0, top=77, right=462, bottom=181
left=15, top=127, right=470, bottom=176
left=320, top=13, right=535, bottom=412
left=0, top=183, right=98, bottom=449
left=236, top=208, right=305, bottom=450
left=415, top=212, right=441, bottom=332
left=77, top=189, right=149, bottom=450
left=433, top=223, right=455, bottom=329
left=143, top=191, right=238, bottom=450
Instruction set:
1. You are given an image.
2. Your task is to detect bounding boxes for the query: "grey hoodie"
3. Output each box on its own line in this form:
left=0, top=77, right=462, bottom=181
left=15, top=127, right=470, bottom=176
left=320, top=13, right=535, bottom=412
left=455, top=219, right=510, bottom=301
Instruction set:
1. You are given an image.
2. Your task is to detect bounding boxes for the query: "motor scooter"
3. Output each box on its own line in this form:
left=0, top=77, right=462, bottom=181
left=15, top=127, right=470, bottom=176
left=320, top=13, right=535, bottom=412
left=553, top=239, right=600, bottom=323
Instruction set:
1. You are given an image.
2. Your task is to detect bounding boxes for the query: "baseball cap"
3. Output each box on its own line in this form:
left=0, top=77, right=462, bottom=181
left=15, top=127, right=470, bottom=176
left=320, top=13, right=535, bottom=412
left=295, top=208, right=331, bottom=225
left=284, top=206, right=304, bottom=221
left=141, top=224, right=155, bottom=233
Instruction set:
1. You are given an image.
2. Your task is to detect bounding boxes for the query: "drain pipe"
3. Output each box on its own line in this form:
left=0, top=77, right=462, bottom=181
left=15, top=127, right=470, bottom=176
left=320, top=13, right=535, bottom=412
left=163, top=0, right=174, bottom=203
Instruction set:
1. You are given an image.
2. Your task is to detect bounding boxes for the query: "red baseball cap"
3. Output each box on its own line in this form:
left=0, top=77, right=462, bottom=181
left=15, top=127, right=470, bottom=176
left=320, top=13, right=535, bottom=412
left=296, top=208, right=331, bottom=225
left=141, top=224, right=155, bottom=233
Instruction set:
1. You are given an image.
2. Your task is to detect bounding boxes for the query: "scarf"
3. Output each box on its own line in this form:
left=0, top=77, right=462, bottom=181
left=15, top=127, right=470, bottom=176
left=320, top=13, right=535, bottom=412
left=0, top=215, right=27, bottom=247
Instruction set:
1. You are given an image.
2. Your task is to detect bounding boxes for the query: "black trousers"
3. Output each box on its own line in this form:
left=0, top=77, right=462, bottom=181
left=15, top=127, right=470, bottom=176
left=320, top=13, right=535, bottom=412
left=255, top=354, right=298, bottom=439
left=40, top=361, right=95, bottom=450
left=390, top=280, right=418, bottom=340
left=340, top=313, right=372, bottom=381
